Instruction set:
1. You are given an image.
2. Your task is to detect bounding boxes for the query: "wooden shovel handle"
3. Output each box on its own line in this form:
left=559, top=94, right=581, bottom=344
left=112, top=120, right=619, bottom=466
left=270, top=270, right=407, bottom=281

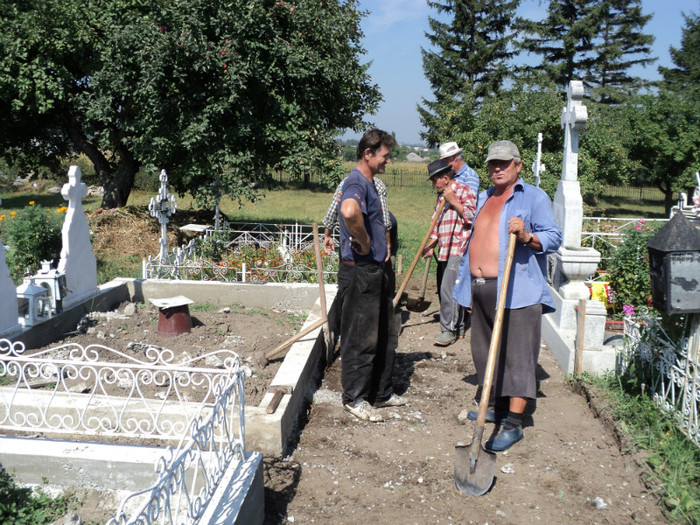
left=475, top=233, right=517, bottom=427
left=265, top=317, right=327, bottom=360
left=393, top=199, right=447, bottom=307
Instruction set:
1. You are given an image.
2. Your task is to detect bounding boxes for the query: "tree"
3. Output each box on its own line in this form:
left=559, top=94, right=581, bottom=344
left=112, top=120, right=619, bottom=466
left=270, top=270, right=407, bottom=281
left=418, top=0, right=518, bottom=147
left=588, top=0, right=655, bottom=104
left=659, top=11, right=700, bottom=102
left=516, top=0, right=600, bottom=88
left=622, top=90, right=700, bottom=215
left=0, top=0, right=381, bottom=209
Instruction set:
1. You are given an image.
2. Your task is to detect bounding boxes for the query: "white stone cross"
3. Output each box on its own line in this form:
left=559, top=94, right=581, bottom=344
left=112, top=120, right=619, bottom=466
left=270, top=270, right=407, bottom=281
left=560, top=81, right=588, bottom=182
left=149, top=169, right=177, bottom=259
left=57, top=165, right=98, bottom=306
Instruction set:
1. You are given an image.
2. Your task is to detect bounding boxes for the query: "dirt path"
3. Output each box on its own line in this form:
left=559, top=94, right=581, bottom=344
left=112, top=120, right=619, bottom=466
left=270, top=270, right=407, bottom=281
left=263, top=279, right=666, bottom=524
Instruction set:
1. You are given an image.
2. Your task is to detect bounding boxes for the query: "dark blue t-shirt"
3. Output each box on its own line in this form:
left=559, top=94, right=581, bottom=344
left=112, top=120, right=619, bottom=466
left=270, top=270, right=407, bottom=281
left=338, top=169, right=388, bottom=264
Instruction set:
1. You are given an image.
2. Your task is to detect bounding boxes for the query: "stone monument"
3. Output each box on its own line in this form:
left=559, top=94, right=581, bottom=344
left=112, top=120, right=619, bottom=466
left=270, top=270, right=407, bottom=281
left=149, top=169, right=177, bottom=260
left=57, top=165, right=98, bottom=307
left=543, top=81, right=611, bottom=374
left=0, top=222, right=20, bottom=337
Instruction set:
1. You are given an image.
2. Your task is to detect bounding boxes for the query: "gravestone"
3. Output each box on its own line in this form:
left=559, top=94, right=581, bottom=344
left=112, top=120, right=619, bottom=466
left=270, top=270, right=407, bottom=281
left=57, top=166, right=98, bottom=307
left=542, top=81, right=610, bottom=374
left=0, top=232, right=20, bottom=337
left=148, top=169, right=177, bottom=260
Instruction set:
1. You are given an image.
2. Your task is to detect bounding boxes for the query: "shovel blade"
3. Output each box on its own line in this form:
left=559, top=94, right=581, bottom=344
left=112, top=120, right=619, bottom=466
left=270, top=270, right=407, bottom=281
left=454, top=441, right=497, bottom=496
left=405, top=297, right=431, bottom=312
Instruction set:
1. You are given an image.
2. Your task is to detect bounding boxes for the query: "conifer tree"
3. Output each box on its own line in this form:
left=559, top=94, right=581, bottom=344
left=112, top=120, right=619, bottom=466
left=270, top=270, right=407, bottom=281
left=516, top=0, right=600, bottom=88
left=418, top=0, right=518, bottom=147
left=659, top=12, right=700, bottom=101
left=588, top=0, right=655, bottom=104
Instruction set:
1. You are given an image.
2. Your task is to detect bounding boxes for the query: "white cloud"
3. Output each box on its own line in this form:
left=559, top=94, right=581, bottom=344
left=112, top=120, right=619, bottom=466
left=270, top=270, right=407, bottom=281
left=360, top=0, right=431, bottom=35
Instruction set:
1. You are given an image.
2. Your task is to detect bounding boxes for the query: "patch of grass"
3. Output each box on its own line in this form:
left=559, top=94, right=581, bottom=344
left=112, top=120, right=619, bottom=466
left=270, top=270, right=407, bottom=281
left=574, top=372, right=700, bottom=523
left=190, top=301, right=216, bottom=312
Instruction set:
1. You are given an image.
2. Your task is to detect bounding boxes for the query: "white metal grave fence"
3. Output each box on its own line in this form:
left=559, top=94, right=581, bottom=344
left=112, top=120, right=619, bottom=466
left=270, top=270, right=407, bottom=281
left=106, top=372, right=246, bottom=524
left=0, top=339, right=243, bottom=442
left=143, top=221, right=339, bottom=283
left=619, top=315, right=700, bottom=448
left=0, top=338, right=249, bottom=523
left=581, top=217, right=668, bottom=268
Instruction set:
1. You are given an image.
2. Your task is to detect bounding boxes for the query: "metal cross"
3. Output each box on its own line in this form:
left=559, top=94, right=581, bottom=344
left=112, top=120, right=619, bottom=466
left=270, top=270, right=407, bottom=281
left=531, top=132, right=546, bottom=188
left=560, top=81, right=588, bottom=182
left=149, top=169, right=177, bottom=259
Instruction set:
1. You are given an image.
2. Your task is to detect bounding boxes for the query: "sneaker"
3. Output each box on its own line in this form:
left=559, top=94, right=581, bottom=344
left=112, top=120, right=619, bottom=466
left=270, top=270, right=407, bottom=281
left=375, top=394, right=407, bottom=408
left=434, top=331, right=457, bottom=346
left=344, top=400, right=384, bottom=422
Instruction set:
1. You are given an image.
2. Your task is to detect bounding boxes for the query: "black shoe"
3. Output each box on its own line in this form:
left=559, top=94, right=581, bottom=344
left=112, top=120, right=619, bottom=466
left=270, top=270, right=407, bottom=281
left=485, top=426, right=523, bottom=451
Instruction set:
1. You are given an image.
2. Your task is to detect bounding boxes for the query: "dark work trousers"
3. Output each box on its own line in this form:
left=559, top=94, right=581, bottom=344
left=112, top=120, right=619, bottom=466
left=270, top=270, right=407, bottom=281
left=471, top=278, right=542, bottom=400
left=338, top=262, right=394, bottom=406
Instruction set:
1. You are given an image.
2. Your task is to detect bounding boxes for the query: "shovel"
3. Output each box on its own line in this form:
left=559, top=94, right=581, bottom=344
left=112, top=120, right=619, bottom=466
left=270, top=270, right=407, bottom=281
left=405, top=256, right=432, bottom=312
left=393, top=199, right=446, bottom=308
left=454, top=232, right=517, bottom=496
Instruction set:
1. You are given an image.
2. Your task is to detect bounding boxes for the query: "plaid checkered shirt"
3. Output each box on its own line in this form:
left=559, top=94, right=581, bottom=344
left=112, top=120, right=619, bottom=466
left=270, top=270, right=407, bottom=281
left=429, top=180, right=477, bottom=261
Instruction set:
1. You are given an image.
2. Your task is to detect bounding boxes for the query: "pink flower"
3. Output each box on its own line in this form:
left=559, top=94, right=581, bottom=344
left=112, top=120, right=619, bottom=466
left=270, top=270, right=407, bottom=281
left=622, top=304, right=635, bottom=316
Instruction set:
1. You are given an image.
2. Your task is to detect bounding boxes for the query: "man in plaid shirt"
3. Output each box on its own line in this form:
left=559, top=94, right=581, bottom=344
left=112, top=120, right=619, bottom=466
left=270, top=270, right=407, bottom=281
left=422, top=158, right=477, bottom=346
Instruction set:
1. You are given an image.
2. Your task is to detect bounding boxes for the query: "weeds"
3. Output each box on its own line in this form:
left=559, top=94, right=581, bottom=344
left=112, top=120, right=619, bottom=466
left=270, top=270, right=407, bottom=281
left=575, top=372, right=700, bottom=523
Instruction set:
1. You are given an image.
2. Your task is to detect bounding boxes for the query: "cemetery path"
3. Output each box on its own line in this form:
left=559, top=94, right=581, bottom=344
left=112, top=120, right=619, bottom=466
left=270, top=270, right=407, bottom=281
left=263, top=275, right=667, bottom=525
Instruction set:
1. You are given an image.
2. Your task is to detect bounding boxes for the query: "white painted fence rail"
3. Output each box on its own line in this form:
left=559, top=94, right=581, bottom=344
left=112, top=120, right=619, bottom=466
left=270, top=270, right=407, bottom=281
left=105, top=372, right=247, bottom=524
left=0, top=338, right=242, bottom=442
left=620, top=315, right=700, bottom=448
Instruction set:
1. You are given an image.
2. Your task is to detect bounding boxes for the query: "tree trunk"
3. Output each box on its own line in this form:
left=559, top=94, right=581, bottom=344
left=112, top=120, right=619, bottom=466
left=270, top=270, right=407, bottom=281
left=657, top=182, right=675, bottom=217
left=101, top=148, right=138, bottom=209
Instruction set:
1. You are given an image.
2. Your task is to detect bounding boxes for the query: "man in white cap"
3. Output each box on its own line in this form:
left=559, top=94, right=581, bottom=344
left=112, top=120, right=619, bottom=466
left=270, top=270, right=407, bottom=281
left=439, top=141, right=480, bottom=195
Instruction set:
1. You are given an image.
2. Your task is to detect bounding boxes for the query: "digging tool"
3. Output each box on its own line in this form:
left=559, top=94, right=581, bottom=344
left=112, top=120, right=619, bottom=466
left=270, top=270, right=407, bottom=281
left=252, top=316, right=328, bottom=368
left=405, top=256, right=432, bottom=312
left=455, top=233, right=517, bottom=496
left=393, top=199, right=446, bottom=308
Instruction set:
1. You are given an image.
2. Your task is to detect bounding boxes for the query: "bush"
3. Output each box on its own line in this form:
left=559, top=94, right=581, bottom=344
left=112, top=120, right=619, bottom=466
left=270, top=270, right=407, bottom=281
left=0, top=203, right=65, bottom=283
left=605, top=220, right=659, bottom=315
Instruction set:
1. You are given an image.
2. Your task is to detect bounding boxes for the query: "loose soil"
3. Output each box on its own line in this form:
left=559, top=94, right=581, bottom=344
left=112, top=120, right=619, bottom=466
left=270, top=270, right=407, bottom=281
left=261, top=275, right=667, bottom=525
left=7, top=208, right=667, bottom=524
left=26, top=301, right=306, bottom=407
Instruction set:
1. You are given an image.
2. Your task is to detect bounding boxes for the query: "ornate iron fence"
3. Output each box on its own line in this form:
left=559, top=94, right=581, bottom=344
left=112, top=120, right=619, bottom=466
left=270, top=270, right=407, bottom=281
left=105, top=372, right=246, bottom=524
left=0, top=339, right=242, bottom=442
left=143, top=221, right=339, bottom=283
left=619, top=315, right=700, bottom=448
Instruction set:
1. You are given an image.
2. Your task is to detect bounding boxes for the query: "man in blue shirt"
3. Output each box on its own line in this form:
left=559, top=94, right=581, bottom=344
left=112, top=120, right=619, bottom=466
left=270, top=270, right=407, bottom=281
left=338, top=129, right=405, bottom=422
left=439, top=141, right=480, bottom=196
left=453, top=140, right=562, bottom=451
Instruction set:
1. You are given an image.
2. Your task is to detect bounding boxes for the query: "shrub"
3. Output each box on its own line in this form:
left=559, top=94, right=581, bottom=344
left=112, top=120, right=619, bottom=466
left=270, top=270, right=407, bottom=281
left=605, top=220, right=659, bottom=316
left=0, top=203, right=65, bottom=283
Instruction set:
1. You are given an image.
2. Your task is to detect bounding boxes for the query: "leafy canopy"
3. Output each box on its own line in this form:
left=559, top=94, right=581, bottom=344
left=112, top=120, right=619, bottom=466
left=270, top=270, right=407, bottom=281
left=0, top=0, right=381, bottom=208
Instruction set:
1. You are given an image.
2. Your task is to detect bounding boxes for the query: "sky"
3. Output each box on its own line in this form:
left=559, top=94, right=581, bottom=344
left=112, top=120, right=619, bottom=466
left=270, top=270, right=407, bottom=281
left=343, top=0, right=699, bottom=145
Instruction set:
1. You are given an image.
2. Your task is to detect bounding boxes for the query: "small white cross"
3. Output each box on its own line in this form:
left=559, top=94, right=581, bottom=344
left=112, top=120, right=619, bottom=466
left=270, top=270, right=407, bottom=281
left=62, top=166, right=88, bottom=211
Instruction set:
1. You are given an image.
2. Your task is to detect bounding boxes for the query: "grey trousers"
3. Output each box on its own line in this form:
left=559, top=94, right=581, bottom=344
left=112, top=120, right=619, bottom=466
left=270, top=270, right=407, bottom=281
left=437, top=255, right=466, bottom=334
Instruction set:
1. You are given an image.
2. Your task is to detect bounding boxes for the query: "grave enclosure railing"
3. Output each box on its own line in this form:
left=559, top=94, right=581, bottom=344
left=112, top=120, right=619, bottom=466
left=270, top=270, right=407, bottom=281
left=143, top=221, right=339, bottom=283
left=0, top=338, right=248, bottom=523
left=619, top=315, right=700, bottom=448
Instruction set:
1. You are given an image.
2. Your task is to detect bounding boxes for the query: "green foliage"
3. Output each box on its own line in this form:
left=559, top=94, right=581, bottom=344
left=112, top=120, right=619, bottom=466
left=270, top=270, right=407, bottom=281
left=0, top=0, right=381, bottom=209
left=660, top=12, right=700, bottom=103
left=1, top=203, right=64, bottom=282
left=0, top=468, right=70, bottom=524
left=605, top=221, right=658, bottom=314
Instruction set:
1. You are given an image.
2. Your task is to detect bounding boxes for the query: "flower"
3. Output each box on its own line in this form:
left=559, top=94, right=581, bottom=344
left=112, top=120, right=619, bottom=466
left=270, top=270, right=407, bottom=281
left=622, top=304, right=635, bottom=317
left=29, top=201, right=35, bottom=206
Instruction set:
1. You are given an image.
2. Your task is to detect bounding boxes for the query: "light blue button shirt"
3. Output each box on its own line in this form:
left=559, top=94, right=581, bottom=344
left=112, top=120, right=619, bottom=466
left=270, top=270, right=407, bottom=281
left=453, top=178, right=562, bottom=313
left=454, top=163, right=480, bottom=196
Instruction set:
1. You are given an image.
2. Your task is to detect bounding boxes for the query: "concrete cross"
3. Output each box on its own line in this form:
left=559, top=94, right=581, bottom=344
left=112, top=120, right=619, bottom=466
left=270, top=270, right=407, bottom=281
left=61, top=165, right=88, bottom=212
left=560, top=81, right=588, bottom=182
left=149, top=169, right=177, bottom=259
